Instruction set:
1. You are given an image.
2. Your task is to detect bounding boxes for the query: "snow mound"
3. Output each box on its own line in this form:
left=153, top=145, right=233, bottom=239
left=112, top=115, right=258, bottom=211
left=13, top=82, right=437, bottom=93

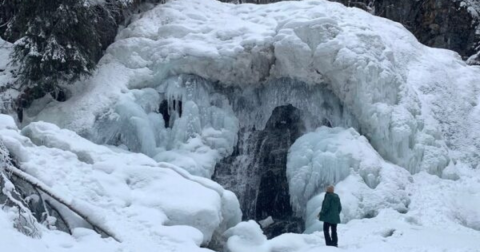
left=224, top=221, right=268, bottom=252
left=0, top=114, right=17, bottom=130
left=1, top=115, right=241, bottom=251
left=224, top=220, right=327, bottom=252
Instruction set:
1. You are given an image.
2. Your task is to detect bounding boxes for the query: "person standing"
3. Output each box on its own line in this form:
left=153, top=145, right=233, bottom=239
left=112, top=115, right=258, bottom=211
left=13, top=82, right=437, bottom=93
left=318, top=185, right=342, bottom=247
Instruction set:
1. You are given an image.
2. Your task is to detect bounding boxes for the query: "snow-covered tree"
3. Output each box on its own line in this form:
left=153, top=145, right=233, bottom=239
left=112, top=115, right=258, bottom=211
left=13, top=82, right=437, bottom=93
left=0, top=0, right=166, bottom=111
left=5, top=0, right=102, bottom=106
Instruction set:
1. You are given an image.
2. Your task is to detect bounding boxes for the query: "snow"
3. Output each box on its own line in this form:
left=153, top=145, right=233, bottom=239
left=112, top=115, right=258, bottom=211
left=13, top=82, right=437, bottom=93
left=0, top=115, right=241, bottom=251
left=258, top=216, right=274, bottom=228
left=224, top=220, right=268, bottom=252
left=0, top=114, right=17, bottom=130
left=0, top=208, right=121, bottom=252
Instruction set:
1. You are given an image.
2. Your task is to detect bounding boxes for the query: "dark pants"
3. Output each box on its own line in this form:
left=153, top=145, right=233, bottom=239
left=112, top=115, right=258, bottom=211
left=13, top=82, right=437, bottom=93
left=323, top=222, right=338, bottom=247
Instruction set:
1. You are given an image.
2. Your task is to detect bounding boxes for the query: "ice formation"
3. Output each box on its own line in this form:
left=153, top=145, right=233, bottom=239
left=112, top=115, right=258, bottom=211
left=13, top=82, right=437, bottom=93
left=287, top=127, right=412, bottom=229
left=86, top=76, right=239, bottom=177
left=87, top=75, right=356, bottom=178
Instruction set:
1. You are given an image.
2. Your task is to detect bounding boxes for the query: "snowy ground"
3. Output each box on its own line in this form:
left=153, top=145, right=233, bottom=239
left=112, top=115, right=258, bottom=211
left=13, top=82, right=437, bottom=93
left=225, top=163, right=480, bottom=252
left=1, top=0, right=480, bottom=251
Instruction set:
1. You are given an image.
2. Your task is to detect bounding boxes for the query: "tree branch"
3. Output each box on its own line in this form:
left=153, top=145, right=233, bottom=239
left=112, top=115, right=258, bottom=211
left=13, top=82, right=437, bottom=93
left=5, top=165, right=121, bottom=242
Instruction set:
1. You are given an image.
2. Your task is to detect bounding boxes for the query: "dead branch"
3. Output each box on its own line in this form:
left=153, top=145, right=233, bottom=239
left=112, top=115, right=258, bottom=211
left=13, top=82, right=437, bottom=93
left=5, top=165, right=122, bottom=242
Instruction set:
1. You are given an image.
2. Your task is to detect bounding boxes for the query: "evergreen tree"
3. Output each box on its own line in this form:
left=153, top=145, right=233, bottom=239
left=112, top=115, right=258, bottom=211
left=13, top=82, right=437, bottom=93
left=0, top=0, right=162, bottom=111
left=5, top=0, right=102, bottom=107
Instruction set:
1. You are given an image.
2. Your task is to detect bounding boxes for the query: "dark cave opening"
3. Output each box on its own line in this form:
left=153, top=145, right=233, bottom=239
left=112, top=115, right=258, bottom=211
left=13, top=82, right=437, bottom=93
left=159, top=100, right=170, bottom=127
left=213, top=104, right=307, bottom=238
left=159, top=99, right=183, bottom=128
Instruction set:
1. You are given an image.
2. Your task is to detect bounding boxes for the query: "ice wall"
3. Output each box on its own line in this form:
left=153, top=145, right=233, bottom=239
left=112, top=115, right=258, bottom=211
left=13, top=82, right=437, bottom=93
left=287, top=127, right=380, bottom=216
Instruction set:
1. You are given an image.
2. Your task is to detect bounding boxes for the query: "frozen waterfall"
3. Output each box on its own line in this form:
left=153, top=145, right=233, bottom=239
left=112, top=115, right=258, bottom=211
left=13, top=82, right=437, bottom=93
left=18, top=0, right=480, bottom=246
left=85, top=74, right=361, bottom=237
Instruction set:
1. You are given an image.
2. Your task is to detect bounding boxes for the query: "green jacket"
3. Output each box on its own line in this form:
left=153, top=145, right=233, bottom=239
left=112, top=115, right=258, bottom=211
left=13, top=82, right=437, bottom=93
left=319, top=192, right=342, bottom=224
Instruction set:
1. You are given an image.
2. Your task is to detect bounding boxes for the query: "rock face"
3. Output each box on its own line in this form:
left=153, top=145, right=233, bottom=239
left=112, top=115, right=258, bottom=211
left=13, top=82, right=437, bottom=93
left=213, top=105, right=306, bottom=238
left=220, top=0, right=480, bottom=64
left=373, top=0, right=479, bottom=62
